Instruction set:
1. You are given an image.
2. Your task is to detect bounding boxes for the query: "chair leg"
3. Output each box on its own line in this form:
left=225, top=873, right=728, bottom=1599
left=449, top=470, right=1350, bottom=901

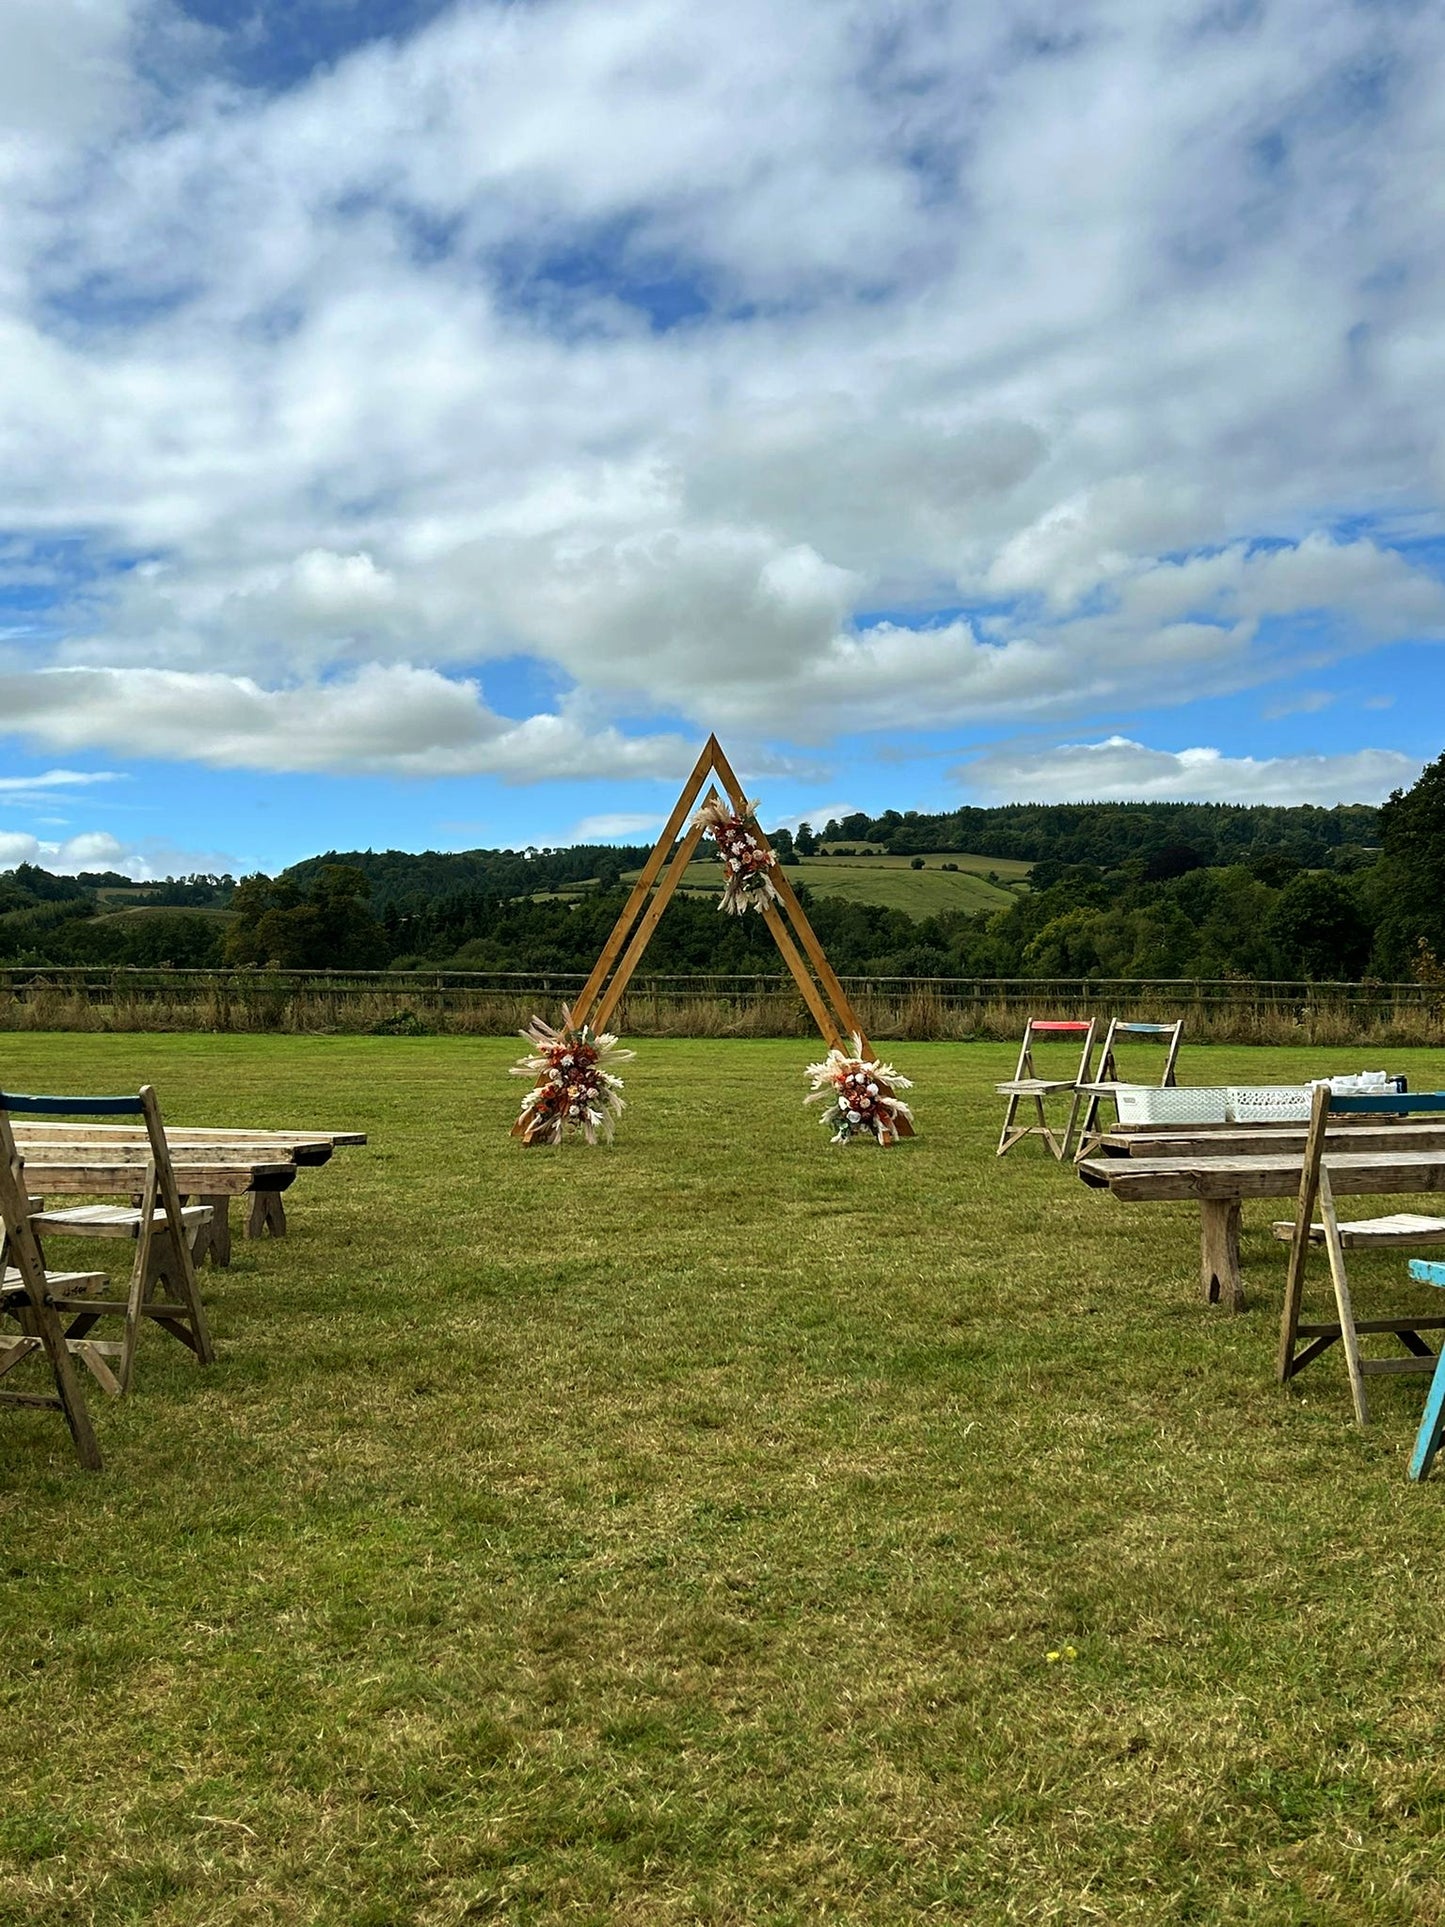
left=1058, top=1088, right=1085, bottom=1162
left=144, top=1225, right=215, bottom=1368
left=1409, top=1356, right=1445, bottom=1480
left=118, top=1233, right=152, bottom=1397
left=1073, top=1089, right=1101, bottom=1163
left=31, top=1296, right=103, bottom=1470
left=1320, top=1171, right=1369, bottom=1425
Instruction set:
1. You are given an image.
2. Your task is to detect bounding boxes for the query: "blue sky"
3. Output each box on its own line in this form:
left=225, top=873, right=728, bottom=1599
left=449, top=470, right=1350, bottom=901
left=2, top=0, right=1444, bottom=877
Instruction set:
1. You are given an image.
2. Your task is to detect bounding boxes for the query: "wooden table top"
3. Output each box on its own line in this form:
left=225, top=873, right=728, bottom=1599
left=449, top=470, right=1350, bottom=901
left=10, top=1123, right=364, bottom=1164
left=1097, top=1122, right=1445, bottom=1160
left=13, top=1132, right=331, bottom=1168
left=1079, top=1148, right=1445, bottom=1203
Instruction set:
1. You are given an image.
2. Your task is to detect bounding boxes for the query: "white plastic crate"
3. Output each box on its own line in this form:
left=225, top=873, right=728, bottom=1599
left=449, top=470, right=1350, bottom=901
left=1113, top=1085, right=1229, bottom=1125
left=1309, top=1073, right=1406, bottom=1096
left=1227, top=1086, right=1313, bottom=1123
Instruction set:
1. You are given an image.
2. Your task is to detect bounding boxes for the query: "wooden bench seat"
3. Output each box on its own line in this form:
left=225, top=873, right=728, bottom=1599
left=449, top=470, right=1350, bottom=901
left=32, top=1202, right=213, bottom=1237
left=3, top=1265, right=108, bottom=1298
left=1271, top=1212, right=1445, bottom=1248
left=994, top=1077, right=1081, bottom=1095
left=3, top=1265, right=132, bottom=1400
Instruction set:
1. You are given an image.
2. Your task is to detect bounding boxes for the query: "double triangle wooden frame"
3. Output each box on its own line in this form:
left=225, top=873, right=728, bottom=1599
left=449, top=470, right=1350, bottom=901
left=569, top=735, right=892, bottom=1082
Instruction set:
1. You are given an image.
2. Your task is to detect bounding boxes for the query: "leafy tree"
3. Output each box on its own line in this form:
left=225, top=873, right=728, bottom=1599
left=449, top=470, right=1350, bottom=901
left=1372, top=754, right=1445, bottom=974
left=225, top=865, right=388, bottom=968
left=1143, top=843, right=1206, bottom=882
left=1023, top=908, right=1108, bottom=976
left=1267, top=872, right=1373, bottom=980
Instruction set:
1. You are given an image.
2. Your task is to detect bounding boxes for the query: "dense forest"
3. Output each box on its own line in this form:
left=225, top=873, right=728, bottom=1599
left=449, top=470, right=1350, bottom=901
left=3, top=765, right=1445, bottom=983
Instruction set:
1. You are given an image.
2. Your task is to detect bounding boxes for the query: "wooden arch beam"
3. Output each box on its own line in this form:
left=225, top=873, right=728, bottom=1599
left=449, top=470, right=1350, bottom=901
left=567, top=735, right=870, bottom=1057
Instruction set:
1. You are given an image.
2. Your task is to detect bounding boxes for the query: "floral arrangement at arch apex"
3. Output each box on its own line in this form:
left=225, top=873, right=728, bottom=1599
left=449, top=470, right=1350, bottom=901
left=510, top=1008, right=633, bottom=1145
left=805, top=1036, right=915, bottom=1146
left=691, top=793, right=781, bottom=915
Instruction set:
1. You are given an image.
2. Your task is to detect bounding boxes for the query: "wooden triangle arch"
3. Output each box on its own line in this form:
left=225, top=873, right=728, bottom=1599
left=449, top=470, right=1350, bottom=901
left=567, top=737, right=909, bottom=1132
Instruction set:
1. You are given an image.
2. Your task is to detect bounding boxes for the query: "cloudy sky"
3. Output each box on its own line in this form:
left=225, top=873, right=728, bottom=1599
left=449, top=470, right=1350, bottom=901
left=2, top=0, right=1443, bottom=877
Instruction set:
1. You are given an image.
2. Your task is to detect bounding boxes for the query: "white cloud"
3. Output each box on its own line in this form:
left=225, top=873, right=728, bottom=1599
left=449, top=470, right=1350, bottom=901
left=0, top=662, right=697, bottom=779
left=0, top=767, right=122, bottom=796
left=1263, top=690, right=1334, bottom=721
left=569, top=812, right=663, bottom=841
left=0, top=0, right=1442, bottom=768
left=960, top=735, right=1421, bottom=807
left=767, top=803, right=860, bottom=835
left=0, top=828, right=210, bottom=880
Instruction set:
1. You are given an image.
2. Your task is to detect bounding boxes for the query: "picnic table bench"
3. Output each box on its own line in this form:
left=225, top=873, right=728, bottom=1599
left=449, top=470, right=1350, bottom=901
left=1078, top=1147, right=1445, bottom=1311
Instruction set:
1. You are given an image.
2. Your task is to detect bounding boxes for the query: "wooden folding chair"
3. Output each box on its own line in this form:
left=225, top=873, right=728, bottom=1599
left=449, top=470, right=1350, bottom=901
left=1, top=1088, right=214, bottom=1397
left=995, top=1018, right=1098, bottom=1159
left=0, top=1119, right=105, bottom=1469
left=1274, top=1087, right=1445, bottom=1424
left=1073, top=1018, right=1185, bottom=1160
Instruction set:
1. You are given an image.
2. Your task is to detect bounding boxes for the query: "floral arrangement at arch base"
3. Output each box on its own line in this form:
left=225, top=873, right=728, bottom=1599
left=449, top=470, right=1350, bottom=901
left=510, top=1008, right=633, bottom=1145
left=805, top=1035, right=915, bottom=1146
left=691, top=794, right=781, bottom=915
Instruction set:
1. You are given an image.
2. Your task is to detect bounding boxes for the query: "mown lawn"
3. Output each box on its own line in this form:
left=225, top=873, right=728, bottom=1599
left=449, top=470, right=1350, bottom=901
left=3, top=1033, right=1445, bottom=1925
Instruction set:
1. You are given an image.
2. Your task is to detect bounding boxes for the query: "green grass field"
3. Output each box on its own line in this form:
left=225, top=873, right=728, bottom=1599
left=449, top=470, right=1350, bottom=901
left=4, top=1033, right=1445, bottom=1923
left=622, top=852, right=1022, bottom=917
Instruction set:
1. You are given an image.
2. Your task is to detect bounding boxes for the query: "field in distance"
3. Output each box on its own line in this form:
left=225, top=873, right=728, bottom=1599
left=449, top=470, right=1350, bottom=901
left=620, top=849, right=1030, bottom=916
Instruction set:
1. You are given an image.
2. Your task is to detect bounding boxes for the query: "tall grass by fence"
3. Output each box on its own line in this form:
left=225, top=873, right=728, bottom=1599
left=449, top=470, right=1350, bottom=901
left=0, top=967, right=1441, bottom=1045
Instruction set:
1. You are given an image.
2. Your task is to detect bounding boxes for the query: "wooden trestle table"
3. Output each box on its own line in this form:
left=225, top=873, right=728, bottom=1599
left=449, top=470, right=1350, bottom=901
left=1077, top=1145, right=1445, bottom=1312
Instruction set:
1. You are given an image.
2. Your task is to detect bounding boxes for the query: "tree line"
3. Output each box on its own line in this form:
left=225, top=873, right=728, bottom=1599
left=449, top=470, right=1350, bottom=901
left=4, top=762, right=1445, bottom=982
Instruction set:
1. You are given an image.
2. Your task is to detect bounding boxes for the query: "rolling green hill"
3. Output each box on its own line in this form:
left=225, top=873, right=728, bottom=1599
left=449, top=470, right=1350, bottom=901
left=622, top=850, right=1025, bottom=916
left=90, top=905, right=236, bottom=923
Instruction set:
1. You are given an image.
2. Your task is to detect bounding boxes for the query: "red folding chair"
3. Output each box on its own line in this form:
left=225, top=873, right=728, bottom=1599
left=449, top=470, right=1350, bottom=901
left=995, top=1018, right=1098, bottom=1159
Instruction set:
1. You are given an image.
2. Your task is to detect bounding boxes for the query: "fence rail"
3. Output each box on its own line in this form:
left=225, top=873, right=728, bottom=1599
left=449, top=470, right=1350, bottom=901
left=0, top=967, right=1440, bottom=1044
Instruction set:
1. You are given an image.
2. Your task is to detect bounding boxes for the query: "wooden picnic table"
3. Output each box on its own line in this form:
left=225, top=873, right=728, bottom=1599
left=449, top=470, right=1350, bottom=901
left=1078, top=1148, right=1445, bottom=1312
left=23, top=1156, right=297, bottom=1268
